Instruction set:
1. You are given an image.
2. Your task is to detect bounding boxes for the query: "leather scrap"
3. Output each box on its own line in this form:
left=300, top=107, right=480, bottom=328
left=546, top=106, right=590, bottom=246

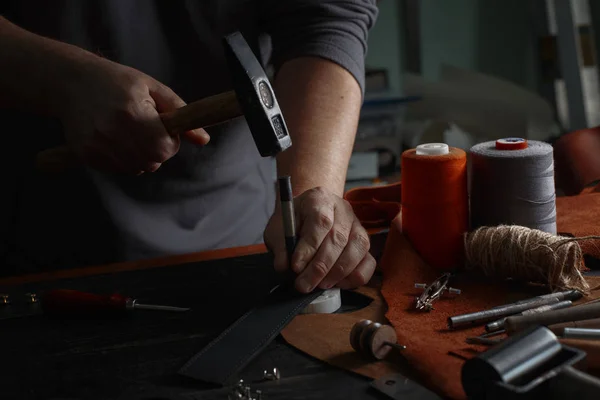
left=344, top=182, right=401, bottom=228
left=556, top=192, right=600, bottom=260
left=280, top=282, right=404, bottom=381
left=554, top=127, right=600, bottom=195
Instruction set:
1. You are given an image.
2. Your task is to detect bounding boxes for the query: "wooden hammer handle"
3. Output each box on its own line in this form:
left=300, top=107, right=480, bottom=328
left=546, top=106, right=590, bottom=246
left=161, top=90, right=240, bottom=134
left=36, top=90, right=241, bottom=174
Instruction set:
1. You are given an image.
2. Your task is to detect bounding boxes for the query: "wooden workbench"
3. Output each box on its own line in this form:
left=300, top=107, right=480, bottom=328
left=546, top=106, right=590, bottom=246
left=0, top=244, right=401, bottom=400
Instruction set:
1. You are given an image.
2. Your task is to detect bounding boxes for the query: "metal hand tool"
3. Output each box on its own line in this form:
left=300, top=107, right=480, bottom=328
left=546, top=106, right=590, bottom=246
left=447, top=290, right=583, bottom=329
left=278, top=176, right=296, bottom=263
left=41, top=289, right=190, bottom=317
left=487, top=289, right=582, bottom=310
left=505, top=300, right=600, bottom=335
left=350, top=319, right=406, bottom=360
left=562, top=327, right=600, bottom=340
left=37, top=31, right=292, bottom=173
left=485, top=300, right=573, bottom=332
left=275, top=175, right=299, bottom=288
left=462, top=326, right=600, bottom=400
left=414, top=272, right=460, bottom=311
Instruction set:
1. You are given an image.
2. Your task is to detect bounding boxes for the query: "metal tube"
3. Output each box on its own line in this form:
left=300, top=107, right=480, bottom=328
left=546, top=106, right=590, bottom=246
left=448, top=297, right=561, bottom=329
left=506, top=301, right=600, bottom=335
left=485, top=300, right=573, bottom=332
left=449, top=290, right=582, bottom=330
left=563, top=328, right=600, bottom=340
left=488, top=290, right=582, bottom=310
left=278, top=176, right=297, bottom=266
left=548, top=317, right=600, bottom=335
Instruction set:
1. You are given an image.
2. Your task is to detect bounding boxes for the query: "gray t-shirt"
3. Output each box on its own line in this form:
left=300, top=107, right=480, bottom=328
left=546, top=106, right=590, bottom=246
left=0, top=0, right=377, bottom=272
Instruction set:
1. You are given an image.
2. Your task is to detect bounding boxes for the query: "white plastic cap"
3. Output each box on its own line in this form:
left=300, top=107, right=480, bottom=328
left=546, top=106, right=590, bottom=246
left=416, top=143, right=450, bottom=156
left=300, top=288, right=342, bottom=314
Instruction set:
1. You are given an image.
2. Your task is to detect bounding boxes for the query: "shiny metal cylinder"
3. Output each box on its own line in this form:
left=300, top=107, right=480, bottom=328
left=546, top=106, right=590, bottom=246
left=448, top=297, right=560, bottom=329
left=563, top=328, right=600, bottom=340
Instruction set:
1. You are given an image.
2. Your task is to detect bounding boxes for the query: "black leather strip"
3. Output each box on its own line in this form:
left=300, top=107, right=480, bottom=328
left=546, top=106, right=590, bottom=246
left=178, top=283, right=323, bottom=386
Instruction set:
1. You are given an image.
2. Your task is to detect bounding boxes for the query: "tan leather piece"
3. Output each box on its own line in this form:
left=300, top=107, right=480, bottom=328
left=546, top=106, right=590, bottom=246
left=280, top=282, right=405, bottom=381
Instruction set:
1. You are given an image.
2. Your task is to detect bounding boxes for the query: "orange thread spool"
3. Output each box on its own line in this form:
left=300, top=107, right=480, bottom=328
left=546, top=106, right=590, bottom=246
left=401, top=143, right=469, bottom=271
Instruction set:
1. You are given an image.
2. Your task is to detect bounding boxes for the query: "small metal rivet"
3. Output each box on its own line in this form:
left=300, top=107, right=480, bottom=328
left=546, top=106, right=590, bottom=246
left=448, top=287, right=461, bottom=295
left=228, top=380, right=246, bottom=400
left=263, top=367, right=280, bottom=381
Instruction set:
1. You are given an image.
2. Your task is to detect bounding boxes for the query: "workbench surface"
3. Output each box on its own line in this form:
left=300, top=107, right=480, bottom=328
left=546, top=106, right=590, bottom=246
left=0, top=249, right=398, bottom=400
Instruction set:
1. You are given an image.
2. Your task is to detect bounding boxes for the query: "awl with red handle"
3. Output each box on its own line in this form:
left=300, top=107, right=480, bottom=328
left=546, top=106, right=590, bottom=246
left=41, top=289, right=191, bottom=317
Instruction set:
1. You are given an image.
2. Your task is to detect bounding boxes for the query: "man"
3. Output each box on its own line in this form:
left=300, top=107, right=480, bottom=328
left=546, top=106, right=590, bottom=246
left=0, top=1, right=378, bottom=293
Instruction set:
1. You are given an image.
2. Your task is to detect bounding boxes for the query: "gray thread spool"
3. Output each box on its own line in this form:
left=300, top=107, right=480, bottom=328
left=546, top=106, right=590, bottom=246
left=469, top=138, right=557, bottom=234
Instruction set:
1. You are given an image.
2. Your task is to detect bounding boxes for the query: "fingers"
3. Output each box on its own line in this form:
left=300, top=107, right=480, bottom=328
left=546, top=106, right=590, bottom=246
left=336, top=252, right=377, bottom=290
left=148, top=80, right=186, bottom=111
left=294, top=199, right=353, bottom=293
left=101, top=78, right=209, bottom=174
left=263, top=186, right=374, bottom=293
left=317, top=219, right=371, bottom=289
left=150, top=81, right=210, bottom=145
left=290, top=195, right=335, bottom=275
left=132, top=97, right=181, bottom=167
left=183, top=128, right=211, bottom=146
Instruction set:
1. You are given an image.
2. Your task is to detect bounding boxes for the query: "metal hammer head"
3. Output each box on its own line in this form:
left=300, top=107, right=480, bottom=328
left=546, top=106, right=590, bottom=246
left=222, top=32, right=292, bottom=157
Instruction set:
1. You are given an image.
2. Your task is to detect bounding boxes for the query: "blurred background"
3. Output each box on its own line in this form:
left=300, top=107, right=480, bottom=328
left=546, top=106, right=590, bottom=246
left=347, top=0, right=600, bottom=190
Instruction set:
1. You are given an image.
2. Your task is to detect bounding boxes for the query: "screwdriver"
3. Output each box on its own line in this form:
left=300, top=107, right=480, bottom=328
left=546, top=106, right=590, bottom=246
left=41, top=289, right=191, bottom=317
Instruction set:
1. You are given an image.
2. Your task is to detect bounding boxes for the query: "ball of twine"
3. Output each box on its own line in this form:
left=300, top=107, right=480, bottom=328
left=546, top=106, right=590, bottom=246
left=464, top=225, right=600, bottom=294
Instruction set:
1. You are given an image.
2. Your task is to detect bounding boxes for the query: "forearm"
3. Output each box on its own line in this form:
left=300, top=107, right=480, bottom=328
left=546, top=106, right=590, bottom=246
left=0, top=16, right=99, bottom=115
left=273, top=57, right=362, bottom=197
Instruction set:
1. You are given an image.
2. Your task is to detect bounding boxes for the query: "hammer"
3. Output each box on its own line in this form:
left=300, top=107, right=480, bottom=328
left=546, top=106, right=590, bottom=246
left=36, top=31, right=292, bottom=173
